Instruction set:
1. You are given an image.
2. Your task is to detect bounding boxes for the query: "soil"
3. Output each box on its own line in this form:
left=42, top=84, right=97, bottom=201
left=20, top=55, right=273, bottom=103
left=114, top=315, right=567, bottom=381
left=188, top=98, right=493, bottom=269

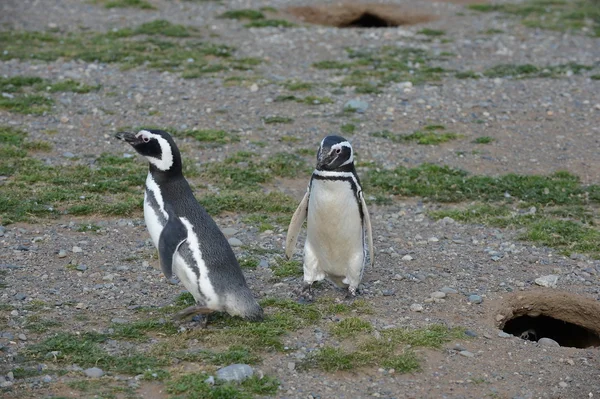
left=1, top=0, right=600, bottom=398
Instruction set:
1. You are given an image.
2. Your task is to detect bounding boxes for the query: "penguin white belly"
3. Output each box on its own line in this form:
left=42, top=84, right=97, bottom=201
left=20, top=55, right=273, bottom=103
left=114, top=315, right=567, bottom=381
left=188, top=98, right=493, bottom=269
left=144, top=173, right=167, bottom=249
left=306, top=179, right=364, bottom=280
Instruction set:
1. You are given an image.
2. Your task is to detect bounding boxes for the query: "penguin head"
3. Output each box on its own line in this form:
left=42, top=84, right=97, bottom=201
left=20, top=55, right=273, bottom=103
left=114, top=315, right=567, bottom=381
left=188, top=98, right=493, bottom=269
left=115, top=129, right=181, bottom=173
left=316, top=135, right=354, bottom=171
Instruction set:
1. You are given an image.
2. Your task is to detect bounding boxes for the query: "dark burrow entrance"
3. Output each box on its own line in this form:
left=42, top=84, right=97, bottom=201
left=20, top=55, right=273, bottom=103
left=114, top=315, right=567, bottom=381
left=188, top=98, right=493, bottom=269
left=286, top=4, right=437, bottom=29
left=503, top=314, right=600, bottom=349
left=498, top=291, right=600, bottom=349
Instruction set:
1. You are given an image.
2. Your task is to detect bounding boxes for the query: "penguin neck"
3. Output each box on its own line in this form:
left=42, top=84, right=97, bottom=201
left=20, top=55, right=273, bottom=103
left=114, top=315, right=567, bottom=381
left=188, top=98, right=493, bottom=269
left=316, top=162, right=356, bottom=174
left=148, top=161, right=184, bottom=185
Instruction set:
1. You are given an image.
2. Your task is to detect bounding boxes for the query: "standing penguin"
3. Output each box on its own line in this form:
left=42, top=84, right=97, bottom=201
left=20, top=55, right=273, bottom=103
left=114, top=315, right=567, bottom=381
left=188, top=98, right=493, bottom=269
left=285, top=135, right=374, bottom=297
left=115, top=129, right=263, bottom=322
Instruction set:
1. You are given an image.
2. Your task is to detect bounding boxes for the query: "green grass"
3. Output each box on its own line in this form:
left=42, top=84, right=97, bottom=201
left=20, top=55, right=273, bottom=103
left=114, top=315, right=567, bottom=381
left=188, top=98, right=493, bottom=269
left=167, top=372, right=279, bottom=398
left=305, top=324, right=465, bottom=372
left=482, top=62, right=594, bottom=78
left=245, top=19, right=296, bottom=28
left=178, top=129, right=240, bottom=145
left=330, top=317, right=373, bottom=338
left=284, top=81, right=313, bottom=91
left=25, top=316, right=61, bottom=333
left=219, top=9, right=266, bottom=20
left=102, top=0, right=156, bottom=9
left=270, top=257, right=303, bottom=278
left=341, top=123, right=356, bottom=134
left=263, top=116, right=294, bottom=124
left=371, top=126, right=460, bottom=145
left=472, top=136, right=494, bottom=144
left=468, top=0, right=600, bottom=37
left=1, top=131, right=146, bottom=223
left=200, top=191, right=297, bottom=215
left=67, top=380, right=136, bottom=397
left=110, top=319, right=179, bottom=340
left=418, top=28, right=445, bottom=36
left=0, top=24, right=256, bottom=80
left=455, top=70, right=481, bottom=79
left=0, top=94, right=53, bottom=115
left=591, top=74, right=600, bottom=80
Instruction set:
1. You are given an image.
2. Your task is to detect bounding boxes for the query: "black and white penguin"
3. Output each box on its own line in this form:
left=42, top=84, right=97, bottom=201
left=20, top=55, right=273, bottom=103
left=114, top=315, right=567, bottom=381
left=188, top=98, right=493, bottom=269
left=115, top=129, right=263, bottom=322
left=285, top=135, right=374, bottom=297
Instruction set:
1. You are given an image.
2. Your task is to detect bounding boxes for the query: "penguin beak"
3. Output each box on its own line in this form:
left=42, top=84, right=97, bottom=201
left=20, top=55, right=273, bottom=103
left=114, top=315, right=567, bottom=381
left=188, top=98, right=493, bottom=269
left=317, top=151, right=331, bottom=169
left=115, top=131, right=140, bottom=144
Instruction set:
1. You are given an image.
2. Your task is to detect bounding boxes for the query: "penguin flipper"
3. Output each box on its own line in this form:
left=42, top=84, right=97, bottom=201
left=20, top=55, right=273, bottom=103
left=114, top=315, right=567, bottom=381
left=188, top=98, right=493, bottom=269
left=158, top=212, right=188, bottom=280
left=360, top=194, right=375, bottom=268
left=285, top=191, right=309, bottom=259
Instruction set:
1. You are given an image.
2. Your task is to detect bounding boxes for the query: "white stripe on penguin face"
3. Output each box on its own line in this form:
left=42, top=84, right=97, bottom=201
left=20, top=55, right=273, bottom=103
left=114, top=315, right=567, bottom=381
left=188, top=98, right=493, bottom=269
left=331, top=141, right=353, bottom=166
left=137, top=130, right=174, bottom=171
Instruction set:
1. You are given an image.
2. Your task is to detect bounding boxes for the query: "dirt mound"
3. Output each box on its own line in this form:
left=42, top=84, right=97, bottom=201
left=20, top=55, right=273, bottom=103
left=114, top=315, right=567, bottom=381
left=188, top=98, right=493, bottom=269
left=496, top=290, right=600, bottom=348
left=285, top=3, right=437, bottom=28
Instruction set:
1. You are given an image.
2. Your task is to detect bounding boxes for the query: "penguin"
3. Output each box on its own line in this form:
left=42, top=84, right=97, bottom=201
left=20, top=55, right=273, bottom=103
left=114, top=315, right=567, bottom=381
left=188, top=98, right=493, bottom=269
left=115, top=129, right=263, bottom=323
left=285, top=135, right=374, bottom=297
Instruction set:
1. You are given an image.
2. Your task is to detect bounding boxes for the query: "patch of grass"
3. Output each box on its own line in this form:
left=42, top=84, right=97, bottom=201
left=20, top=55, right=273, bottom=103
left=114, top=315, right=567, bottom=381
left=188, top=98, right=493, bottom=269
left=270, top=257, right=302, bottom=278
left=200, top=191, right=297, bottom=215
left=330, top=317, right=373, bottom=338
left=263, top=116, right=294, bottom=124
left=313, top=60, right=352, bottom=70
left=381, top=350, right=421, bottom=373
left=366, top=164, right=598, bottom=205
left=12, top=367, right=41, bottom=379
left=418, top=28, right=445, bottom=36
left=483, top=62, right=594, bottom=78
left=22, top=140, right=53, bottom=151
left=245, top=19, right=296, bottom=28
left=301, top=96, right=333, bottom=105
left=455, top=70, right=481, bottom=79
left=25, top=316, right=61, bottom=333
left=591, top=74, right=600, bottom=80
left=0, top=94, right=53, bottom=114
left=179, top=129, right=239, bottom=145
left=0, top=125, right=26, bottom=146
left=219, top=9, right=265, bottom=20
left=167, top=372, right=279, bottom=398
left=371, top=126, right=460, bottom=145
left=175, top=291, right=196, bottom=307
left=484, top=28, right=505, bottom=34
left=46, top=79, right=101, bottom=93
left=102, top=0, right=156, bottom=9
left=317, top=297, right=373, bottom=315
left=341, top=123, right=356, bottom=134
left=238, top=257, right=260, bottom=269
left=472, top=136, right=494, bottom=144
left=284, top=81, right=312, bottom=91
left=0, top=26, right=256, bottom=80
left=523, top=219, right=600, bottom=257
left=308, top=346, right=356, bottom=372
left=200, top=345, right=262, bottom=365
left=468, top=0, right=600, bottom=37
left=111, top=319, right=179, bottom=340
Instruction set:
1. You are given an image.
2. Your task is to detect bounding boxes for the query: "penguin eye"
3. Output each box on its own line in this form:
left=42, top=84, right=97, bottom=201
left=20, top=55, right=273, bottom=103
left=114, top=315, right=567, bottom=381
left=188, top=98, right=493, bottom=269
left=335, top=148, right=341, bottom=154
left=142, top=136, right=150, bottom=143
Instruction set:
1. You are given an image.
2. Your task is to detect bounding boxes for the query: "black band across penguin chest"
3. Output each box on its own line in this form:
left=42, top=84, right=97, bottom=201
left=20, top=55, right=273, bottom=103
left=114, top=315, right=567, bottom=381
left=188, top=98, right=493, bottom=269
left=310, top=171, right=364, bottom=222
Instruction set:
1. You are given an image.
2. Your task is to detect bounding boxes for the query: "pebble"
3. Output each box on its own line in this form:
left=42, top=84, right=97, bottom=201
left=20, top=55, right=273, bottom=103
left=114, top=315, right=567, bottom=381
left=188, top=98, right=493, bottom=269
left=558, top=381, right=568, bottom=388
left=259, top=259, right=269, bottom=268
left=409, top=303, right=424, bottom=312
left=76, top=265, right=87, bottom=272
left=344, top=98, right=369, bottom=113
left=468, top=294, right=483, bottom=304
left=538, top=337, right=560, bottom=347
left=534, top=274, right=559, bottom=288
left=42, top=375, right=52, bottom=383
left=464, top=330, right=477, bottom=338
left=215, top=364, right=253, bottom=382
left=0, top=226, right=5, bottom=236
left=62, top=151, right=75, bottom=158
left=111, top=318, right=129, bottom=324
left=459, top=350, right=474, bottom=358
left=84, top=367, right=104, bottom=378
left=18, top=334, right=27, bottom=341
left=401, top=254, right=413, bottom=261
left=287, top=362, right=296, bottom=371
left=430, top=291, right=446, bottom=299
left=58, top=249, right=67, bottom=258
left=14, top=292, right=26, bottom=300
left=498, top=331, right=512, bottom=338
left=221, top=227, right=238, bottom=237
left=205, top=375, right=215, bottom=385
left=440, top=287, right=458, bottom=294
left=72, top=246, right=83, bottom=253
left=228, top=238, right=243, bottom=247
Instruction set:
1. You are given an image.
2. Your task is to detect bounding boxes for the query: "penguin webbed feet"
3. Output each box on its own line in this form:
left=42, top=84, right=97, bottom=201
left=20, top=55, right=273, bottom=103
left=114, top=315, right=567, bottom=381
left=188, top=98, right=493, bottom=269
left=294, top=282, right=314, bottom=303
left=173, top=305, right=214, bottom=328
left=345, top=286, right=359, bottom=300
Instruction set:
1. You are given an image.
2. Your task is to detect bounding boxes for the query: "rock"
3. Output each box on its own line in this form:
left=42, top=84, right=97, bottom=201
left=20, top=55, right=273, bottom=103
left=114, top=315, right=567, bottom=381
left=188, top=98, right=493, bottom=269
left=205, top=375, right=215, bottom=385
left=58, top=250, right=67, bottom=258
left=464, top=330, right=477, bottom=338
left=62, top=151, right=75, bottom=158
left=72, top=246, right=83, bottom=253
left=221, top=228, right=238, bottom=237
left=538, top=337, right=560, bottom=348
left=18, top=334, right=27, bottom=341
left=14, top=292, right=26, bottom=300
left=228, top=238, right=243, bottom=247
left=0, top=381, right=13, bottom=388
left=495, top=314, right=505, bottom=322
left=215, top=364, right=253, bottom=382
left=498, top=331, right=512, bottom=338
left=459, top=350, right=474, bottom=358
left=42, top=375, right=52, bottom=383
left=0, top=226, right=5, bottom=236
left=558, top=381, right=568, bottom=388
left=111, top=318, right=128, bottom=324
left=440, top=287, right=458, bottom=294
left=428, top=237, right=439, bottom=242
left=430, top=291, right=446, bottom=299
left=401, top=254, right=413, bottom=261
left=287, top=362, right=296, bottom=371
left=259, top=259, right=269, bottom=268
left=250, top=83, right=258, bottom=92
left=344, top=98, right=369, bottom=113
left=409, top=303, right=424, bottom=312
left=84, top=367, right=104, bottom=378
left=76, top=265, right=87, bottom=272
left=468, top=294, right=483, bottom=304
left=535, top=274, right=559, bottom=288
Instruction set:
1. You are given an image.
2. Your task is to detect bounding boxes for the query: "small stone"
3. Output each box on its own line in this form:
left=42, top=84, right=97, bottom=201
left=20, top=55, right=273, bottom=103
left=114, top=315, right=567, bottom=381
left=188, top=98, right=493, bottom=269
left=62, top=151, right=75, bottom=158
left=18, top=333, right=27, bottom=341
left=495, top=314, right=505, bottom=322
left=0, top=381, right=13, bottom=388
left=440, top=287, right=458, bottom=294
left=538, top=337, right=560, bottom=348
left=205, top=375, right=215, bottom=385
left=250, top=83, right=259, bottom=92
left=287, top=362, right=296, bottom=371
left=464, top=330, right=477, bottom=338
left=468, top=294, right=483, bottom=304
left=215, top=364, right=253, bottom=382
left=72, top=246, right=83, bottom=253
left=428, top=237, right=439, bottom=242
left=84, top=367, right=104, bottom=378
left=409, top=303, right=424, bottom=312
left=498, top=331, right=511, bottom=338
left=228, top=238, right=243, bottom=247
left=535, top=274, right=559, bottom=288
left=221, top=228, right=238, bottom=237
left=459, top=350, right=474, bottom=358
left=58, top=250, right=67, bottom=258
left=559, top=381, right=568, bottom=388
left=76, top=265, right=87, bottom=272
left=6, top=372, right=14, bottom=381
left=111, top=318, right=128, bottom=324
left=42, top=375, right=52, bottom=383
left=430, top=291, right=446, bottom=299
left=14, top=292, right=26, bottom=300
left=0, top=226, right=5, bottom=236
left=344, top=98, right=369, bottom=113
left=401, top=254, right=413, bottom=261
left=259, top=259, right=269, bottom=268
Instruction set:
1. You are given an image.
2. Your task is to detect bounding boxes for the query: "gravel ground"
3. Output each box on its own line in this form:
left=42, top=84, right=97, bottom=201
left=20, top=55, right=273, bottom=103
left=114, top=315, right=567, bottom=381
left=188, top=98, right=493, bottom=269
left=1, top=0, right=600, bottom=398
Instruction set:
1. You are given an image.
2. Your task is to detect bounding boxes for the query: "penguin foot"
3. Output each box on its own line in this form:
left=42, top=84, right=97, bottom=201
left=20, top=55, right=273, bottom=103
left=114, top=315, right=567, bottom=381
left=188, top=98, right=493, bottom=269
left=173, top=305, right=214, bottom=322
left=345, top=286, right=358, bottom=300
left=294, top=282, right=314, bottom=303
